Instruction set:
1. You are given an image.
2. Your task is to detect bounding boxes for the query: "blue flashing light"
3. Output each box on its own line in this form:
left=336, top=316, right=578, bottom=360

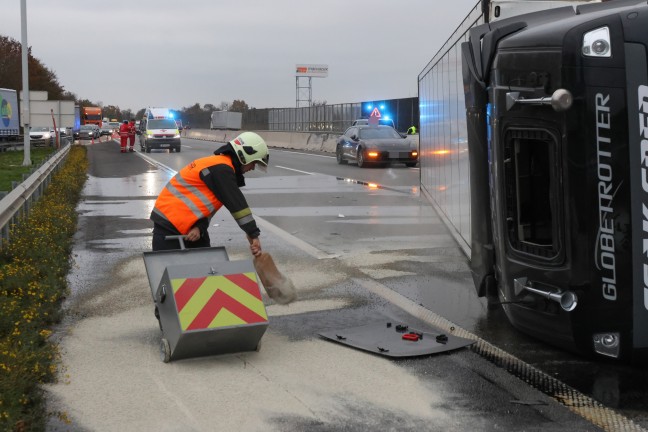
left=383, top=115, right=391, bottom=121
left=380, top=104, right=385, bottom=110
left=169, top=112, right=175, bottom=119
left=365, top=104, right=373, bottom=112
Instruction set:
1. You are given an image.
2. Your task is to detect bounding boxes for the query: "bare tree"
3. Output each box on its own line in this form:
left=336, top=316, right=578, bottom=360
left=229, top=100, right=248, bottom=112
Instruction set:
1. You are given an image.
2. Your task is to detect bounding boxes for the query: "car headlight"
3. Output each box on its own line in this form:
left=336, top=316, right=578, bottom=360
left=174, top=134, right=180, bottom=138
left=582, top=27, right=611, bottom=58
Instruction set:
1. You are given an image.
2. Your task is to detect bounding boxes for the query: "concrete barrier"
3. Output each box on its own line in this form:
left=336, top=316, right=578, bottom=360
left=183, top=129, right=419, bottom=153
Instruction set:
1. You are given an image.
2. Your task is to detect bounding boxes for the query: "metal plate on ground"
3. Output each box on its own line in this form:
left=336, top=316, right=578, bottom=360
left=319, top=321, right=475, bottom=358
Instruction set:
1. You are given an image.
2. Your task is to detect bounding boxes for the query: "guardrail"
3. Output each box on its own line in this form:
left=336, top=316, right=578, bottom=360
left=0, top=135, right=73, bottom=152
left=0, top=141, right=72, bottom=246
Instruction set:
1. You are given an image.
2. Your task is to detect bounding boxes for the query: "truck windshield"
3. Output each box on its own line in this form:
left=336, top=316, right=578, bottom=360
left=148, top=119, right=177, bottom=129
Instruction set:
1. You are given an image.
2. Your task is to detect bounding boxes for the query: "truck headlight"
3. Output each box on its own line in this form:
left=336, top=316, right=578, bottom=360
left=593, top=332, right=620, bottom=358
left=582, top=27, right=611, bottom=58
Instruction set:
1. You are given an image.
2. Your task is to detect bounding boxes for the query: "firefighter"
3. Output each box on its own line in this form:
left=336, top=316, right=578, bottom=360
left=150, top=131, right=269, bottom=257
left=119, top=120, right=129, bottom=153
left=128, top=119, right=136, bottom=152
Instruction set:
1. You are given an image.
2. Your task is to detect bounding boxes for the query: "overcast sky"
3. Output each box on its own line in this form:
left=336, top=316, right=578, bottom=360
left=3, top=0, right=478, bottom=112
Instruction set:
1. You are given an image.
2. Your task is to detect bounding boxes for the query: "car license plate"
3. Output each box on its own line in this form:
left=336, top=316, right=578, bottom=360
left=161, top=144, right=170, bottom=148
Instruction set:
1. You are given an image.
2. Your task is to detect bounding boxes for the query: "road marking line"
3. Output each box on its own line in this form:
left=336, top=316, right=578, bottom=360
left=274, top=149, right=335, bottom=159
left=274, top=166, right=315, bottom=175
left=136, top=153, right=177, bottom=176
left=255, top=216, right=337, bottom=260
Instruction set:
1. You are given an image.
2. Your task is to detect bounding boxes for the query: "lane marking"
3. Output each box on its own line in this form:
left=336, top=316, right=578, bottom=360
left=255, top=216, right=337, bottom=260
left=274, top=166, right=316, bottom=175
left=136, top=153, right=177, bottom=176
left=274, top=149, right=335, bottom=159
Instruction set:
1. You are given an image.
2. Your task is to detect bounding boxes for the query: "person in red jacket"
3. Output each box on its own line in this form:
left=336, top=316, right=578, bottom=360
left=128, top=119, right=136, bottom=152
left=118, top=120, right=129, bottom=153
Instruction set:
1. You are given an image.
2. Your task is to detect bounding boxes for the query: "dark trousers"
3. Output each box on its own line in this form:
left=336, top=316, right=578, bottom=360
left=152, top=223, right=210, bottom=251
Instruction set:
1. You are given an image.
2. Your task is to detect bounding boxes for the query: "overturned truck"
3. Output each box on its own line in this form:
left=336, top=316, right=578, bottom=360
left=419, top=0, right=648, bottom=361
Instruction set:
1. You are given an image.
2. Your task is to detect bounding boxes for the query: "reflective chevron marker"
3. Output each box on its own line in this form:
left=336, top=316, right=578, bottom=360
left=171, top=273, right=268, bottom=331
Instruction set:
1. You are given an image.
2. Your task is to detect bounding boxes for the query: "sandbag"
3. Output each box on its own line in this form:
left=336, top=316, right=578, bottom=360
left=253, top=252, right=297, bottom=305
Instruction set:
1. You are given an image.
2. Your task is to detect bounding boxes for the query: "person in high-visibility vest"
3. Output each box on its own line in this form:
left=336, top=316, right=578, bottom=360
left=128, top=119, right=136, bottom=152
left=407, top=125, right=417, bottom=135
left=150, top=131, right=269, bottom=256
left=119, top=120, right=129, bottom=153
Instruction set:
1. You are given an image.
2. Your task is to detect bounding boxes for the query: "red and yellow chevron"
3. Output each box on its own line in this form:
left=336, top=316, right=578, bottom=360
left=171, top=273, right=268, bottom=331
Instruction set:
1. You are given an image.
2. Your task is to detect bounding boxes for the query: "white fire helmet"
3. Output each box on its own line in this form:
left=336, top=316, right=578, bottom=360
left=229, top=132, right=269, bottom=172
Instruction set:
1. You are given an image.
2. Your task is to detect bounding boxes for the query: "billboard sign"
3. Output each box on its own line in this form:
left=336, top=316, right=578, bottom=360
left=296, top=64, right=329, bottom=78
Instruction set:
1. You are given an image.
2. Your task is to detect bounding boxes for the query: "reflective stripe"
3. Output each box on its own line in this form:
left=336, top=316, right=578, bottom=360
left=236, top=214, right=255, bottom=226
left=166, top=181, right=205, bottom=220
left=151, top=207, right=170, bottom=223
left=232, top=208, right=252, bottom=220
left=173, top=175, right=216, bottom=214
left=201, top=168, right=210, bottom=177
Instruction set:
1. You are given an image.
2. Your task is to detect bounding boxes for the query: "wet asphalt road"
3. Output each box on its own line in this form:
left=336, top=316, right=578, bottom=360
left=44, top=137, right=646, bottom=431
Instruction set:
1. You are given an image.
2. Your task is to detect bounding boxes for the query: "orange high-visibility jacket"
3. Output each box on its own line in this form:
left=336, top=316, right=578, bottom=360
left=152, top=155, right=234, bottom=234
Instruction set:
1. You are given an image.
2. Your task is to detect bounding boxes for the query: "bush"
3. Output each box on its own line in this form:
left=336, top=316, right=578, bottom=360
left=0, top=146, right=88, bottom=431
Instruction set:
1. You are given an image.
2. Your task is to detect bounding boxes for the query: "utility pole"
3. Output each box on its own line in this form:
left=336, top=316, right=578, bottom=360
left=21, top=0, right=31, bottom=166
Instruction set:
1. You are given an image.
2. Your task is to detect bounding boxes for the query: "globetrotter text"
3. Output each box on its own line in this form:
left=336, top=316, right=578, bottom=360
left=595, top=93, right=617, bottom=301
left=638, top=85, right=648, bottom=310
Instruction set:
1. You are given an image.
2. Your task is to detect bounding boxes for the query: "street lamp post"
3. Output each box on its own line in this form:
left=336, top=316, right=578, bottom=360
left=21, top=0, right=31, bottom=166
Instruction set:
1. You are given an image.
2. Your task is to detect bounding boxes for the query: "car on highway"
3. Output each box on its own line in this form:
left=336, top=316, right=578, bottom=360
left=336, top=125, right=418, bottom=168
left=74, top=124, right=99, bottom=140
left=99, top=125, right=114, bottom=137
left=139, top=118, right=181, bottom=153
left=56, top=127, right=71, bottom=137
left=107, top=121, right=121, bottom=134
left=29, top=126, right=55, bottom=145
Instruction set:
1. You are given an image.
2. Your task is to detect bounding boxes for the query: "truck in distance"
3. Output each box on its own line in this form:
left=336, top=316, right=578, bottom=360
left=80, top=106, right=102, bottom=127
left=0, top=88, right=20, bottom=142
left=210, top=111, right=242, bottom=130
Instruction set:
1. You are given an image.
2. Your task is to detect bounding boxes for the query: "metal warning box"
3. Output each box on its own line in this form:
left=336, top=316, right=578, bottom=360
left=143, top=246, right=268, bottom=362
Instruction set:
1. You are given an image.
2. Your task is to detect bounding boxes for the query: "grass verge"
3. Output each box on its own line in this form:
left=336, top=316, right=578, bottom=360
left=0, top=148, right=57, bottom=193
left=0, top=145, right=88, bottom=431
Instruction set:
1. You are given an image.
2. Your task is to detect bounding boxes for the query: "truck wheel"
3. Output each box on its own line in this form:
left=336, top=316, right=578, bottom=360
left=405, top=162, right=417, bottom=167
left=175, top=146, right=181, bottom=153
left=145, top=144, right=151, bottom=153
left=160, top=338, right=171, bottom=363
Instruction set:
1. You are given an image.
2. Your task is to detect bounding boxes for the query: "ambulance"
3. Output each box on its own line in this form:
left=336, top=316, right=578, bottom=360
left=139, top=107, right=181, bottom=153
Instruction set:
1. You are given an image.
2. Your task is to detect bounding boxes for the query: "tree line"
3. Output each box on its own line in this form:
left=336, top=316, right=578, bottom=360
left=0, top=34, right=250, bottom=127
